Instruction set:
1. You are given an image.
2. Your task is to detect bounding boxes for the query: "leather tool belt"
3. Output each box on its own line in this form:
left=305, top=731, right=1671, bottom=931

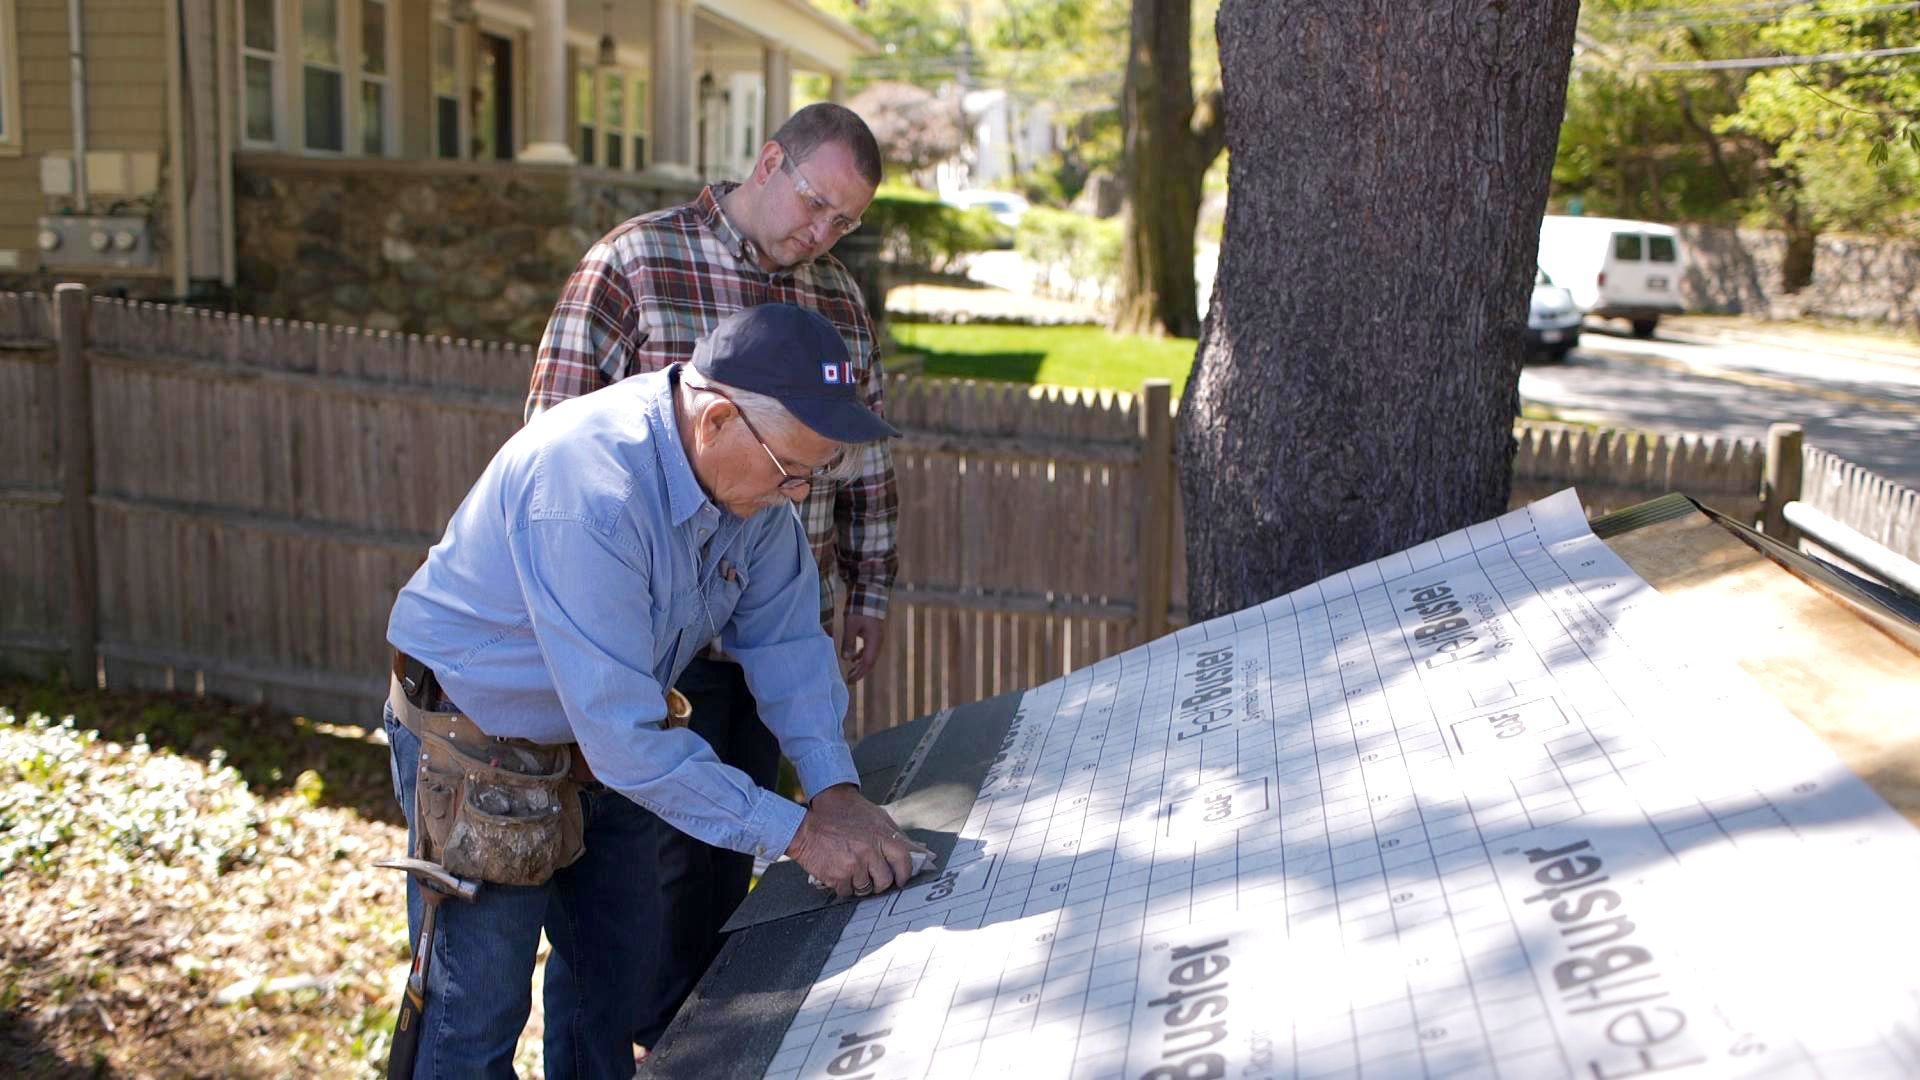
left=389, top=654, right=585, bottom=887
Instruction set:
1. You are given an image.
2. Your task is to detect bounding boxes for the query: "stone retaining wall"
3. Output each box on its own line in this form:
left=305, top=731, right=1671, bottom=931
left=233, top=155, right=702, bottom=343
left=1679, top=224, right=1920, bottom=329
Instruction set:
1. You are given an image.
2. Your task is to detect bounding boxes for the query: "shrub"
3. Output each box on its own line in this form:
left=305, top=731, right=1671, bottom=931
left=862, top=185, right=1012, bottom=273
left=1015, top=206, right=1122, bottom=302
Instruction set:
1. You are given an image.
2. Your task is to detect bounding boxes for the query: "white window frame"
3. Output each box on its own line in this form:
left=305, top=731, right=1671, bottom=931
left=358, top=0, right=394, bottom=156
left=297, top=0, right=347, bottom=153
left=238, top=0, right=284, bottom=150
left=600, top=66, right=628, bottom=169
left=575, top=55, right=596, bottom=167
left=237, top=0, right=406, bottom=158
left=590, top=66, right=650, bottom=173
left=0, top=0, right=20, bottom=156
left=432, top=18, right=466, bottom=160
left=629, top=73, right=649, bottom=172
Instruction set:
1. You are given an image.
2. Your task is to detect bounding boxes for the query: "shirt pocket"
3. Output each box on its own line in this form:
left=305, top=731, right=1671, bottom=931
left=704, top=562, right=750, bottom=630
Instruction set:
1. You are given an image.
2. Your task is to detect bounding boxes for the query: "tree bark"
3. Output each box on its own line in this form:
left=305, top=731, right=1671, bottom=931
left=1177, top=0, right=1580, bottom=621
left=1116, top=0, right=1226, bottom=339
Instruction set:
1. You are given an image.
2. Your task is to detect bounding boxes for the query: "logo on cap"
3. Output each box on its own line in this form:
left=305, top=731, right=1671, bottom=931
left=822, top=361, right=851, bottom=385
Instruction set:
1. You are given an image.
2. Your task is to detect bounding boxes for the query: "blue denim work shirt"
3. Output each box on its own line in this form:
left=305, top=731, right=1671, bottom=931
left=387, top=365, right=857, bottom=859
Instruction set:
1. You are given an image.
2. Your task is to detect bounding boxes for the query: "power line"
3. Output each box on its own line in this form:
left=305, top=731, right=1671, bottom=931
left=1642, top=41, right=1920, bottom=68
left=1602, top=0, right=1873, bottom=22
left=1593, top=0, right=1920, bottom=28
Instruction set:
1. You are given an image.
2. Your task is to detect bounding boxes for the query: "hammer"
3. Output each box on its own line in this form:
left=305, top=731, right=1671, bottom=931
left=377, top=857, right=480, bottom=1079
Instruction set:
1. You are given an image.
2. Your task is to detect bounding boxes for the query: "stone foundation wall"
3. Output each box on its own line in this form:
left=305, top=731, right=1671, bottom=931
left=1679, top=224, right=1920, bottom=329
left=233, top=156, right=701, bottom=343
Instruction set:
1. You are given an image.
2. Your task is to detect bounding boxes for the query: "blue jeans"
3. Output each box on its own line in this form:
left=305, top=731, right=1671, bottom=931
left=630, top=657, right=781, bottom=1045
left=385, top=705, right=663, bottom=1079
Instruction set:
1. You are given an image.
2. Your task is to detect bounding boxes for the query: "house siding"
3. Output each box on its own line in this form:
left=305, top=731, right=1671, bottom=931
left=1, top=0, right=170, bottom=277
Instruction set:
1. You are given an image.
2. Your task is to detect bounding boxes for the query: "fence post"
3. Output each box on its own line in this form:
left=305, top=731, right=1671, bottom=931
left=1763, top=422, right=1804, bottom=546
left=56, top=284, right=98, bottom=688
left=1137, top=379, right=1173, bottom=644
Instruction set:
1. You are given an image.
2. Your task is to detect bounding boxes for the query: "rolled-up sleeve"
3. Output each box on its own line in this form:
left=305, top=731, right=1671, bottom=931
left=724, top=511, right=860, bottom=798
left=508, top=518, right=806, bottom=858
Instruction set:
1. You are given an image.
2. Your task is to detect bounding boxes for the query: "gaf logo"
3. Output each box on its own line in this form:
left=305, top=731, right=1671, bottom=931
left=821, top=361, right=850, bottom=384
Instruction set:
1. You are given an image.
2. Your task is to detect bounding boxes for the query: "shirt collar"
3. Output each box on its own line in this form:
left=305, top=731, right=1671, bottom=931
left=698, top=182, right=811, bottom=277
left=647, top=365, right=716, bottom=528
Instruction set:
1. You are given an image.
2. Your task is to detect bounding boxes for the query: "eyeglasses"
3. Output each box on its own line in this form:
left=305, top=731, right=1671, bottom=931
left=718, top=392, right=842, bottom=492
left=778, top=151, right=863, bottom=238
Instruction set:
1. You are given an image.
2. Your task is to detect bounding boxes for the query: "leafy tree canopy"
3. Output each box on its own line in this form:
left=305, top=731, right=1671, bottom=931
left=1560, top=0, right=1920, bottom=236
left=816, top=0, right=1220, bottom=203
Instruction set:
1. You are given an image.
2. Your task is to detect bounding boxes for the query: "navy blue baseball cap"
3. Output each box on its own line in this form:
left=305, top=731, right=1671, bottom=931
left=690, top=304, right=900, bottom=443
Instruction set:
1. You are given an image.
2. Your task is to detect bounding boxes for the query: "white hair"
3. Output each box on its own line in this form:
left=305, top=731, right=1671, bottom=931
left=679, top=367, right=868, bottom=486
left=680, top=367, right=805, bottom=442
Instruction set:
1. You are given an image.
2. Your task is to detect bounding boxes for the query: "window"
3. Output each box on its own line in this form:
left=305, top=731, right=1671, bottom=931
left=242, top=1, right=402, bottom=156
left=630, top=76, right=648, bottom=170
left=1613, top=233, right=1644, bottom=261
left=1648, top=235, right=1677, bottom=264
left=576, top=64, right=596, bottom=166
left=301, top=0, right=344, bottom=151
left=603, top=71, right=624, bottom=169
left=0, top=0, right=20, bottom=155
left=359, top=0, right=389, bottom=155
left=433, top=21, right=459, bottom=159
left=240, top=0, right=281, bottom=146
left=589, top=70, right=648, bottom=172
left=735, top=82, right=758, bottom=166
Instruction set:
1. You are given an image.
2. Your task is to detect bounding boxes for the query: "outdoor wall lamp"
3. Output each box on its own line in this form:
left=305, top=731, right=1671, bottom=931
left=597, top=3, right=618, bottom=67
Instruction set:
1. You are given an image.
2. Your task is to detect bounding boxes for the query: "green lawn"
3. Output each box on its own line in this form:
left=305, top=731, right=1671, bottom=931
left=890, top=320, right=1199, bottom=397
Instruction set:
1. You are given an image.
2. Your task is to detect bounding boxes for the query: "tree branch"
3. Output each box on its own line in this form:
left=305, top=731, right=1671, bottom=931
left=1192, top=87, right=1228, bottom=168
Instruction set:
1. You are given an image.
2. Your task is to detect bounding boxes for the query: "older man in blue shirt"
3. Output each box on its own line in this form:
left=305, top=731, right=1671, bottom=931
left=383, top=303, right=928, bottom=1077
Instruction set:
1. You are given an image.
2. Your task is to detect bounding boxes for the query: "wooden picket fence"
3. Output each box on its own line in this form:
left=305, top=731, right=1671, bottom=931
left=0, top=289, right=1904, bottom=740
left=1801, top=446, right=1920, bottom=563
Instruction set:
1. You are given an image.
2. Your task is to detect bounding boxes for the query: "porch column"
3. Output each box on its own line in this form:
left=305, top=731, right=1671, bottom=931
left=517, top=0, right=575, bottom=163
left=396, top=0, right=433, bottom=158
left=651, top=0, right=696, bottom=175
left=762, top=46, right=791, bottom=142
left=829, top=74, right=846, bottom=103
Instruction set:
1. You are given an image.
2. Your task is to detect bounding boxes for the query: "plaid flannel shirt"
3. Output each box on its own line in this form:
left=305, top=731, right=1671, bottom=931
left=528, top=183, right=898, bottom=630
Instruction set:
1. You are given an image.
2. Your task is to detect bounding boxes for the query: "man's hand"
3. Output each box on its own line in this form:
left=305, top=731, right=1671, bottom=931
left=840, top=613, right=887, bottom=683
left=784, top=783, right=931, bottom=898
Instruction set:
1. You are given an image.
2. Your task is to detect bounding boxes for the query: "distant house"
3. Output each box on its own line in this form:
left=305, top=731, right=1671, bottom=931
left=0, top=0, right=875, bottom=340
left=936, top=88, right=1057, bottom=196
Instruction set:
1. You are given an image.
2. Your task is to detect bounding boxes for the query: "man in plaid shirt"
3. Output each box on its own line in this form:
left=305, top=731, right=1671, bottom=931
left=527, top=103, right=897, bottom=1051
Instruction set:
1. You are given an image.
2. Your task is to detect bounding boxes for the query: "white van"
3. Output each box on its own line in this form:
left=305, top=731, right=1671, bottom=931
left=1536, top=215, right=1687, bottom=337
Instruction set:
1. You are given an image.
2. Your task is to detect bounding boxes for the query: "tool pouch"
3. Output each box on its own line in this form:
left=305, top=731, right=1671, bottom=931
left=415, top=728, right=585, bottom=888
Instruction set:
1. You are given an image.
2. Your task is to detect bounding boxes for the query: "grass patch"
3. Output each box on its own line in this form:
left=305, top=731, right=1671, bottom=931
left=891, top=320, right=1198, bottom=397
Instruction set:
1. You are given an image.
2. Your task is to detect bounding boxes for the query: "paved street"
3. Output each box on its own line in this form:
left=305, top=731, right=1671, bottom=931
left=1520, top=322, right=1920, bottom=488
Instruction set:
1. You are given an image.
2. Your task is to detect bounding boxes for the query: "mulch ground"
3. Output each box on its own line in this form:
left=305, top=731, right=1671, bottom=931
left=0, top=679, right=548, bottom=1077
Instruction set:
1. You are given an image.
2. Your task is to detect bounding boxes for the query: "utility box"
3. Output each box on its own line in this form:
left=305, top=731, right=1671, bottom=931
left=36, top=215, right=157, bottom=270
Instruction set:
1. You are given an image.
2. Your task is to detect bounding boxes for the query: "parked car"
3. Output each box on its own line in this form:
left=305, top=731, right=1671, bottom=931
left=943, top=189, right=1030, bottom=229
left=1537, top=215, right=1687, bottom=338
left=1528, top=267, right=1582, bottom=361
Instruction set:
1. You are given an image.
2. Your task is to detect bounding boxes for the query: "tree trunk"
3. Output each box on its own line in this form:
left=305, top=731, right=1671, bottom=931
left=1177, top=0, right=1580, bottom=621
left=1116, top=0, right=1225, bottom=339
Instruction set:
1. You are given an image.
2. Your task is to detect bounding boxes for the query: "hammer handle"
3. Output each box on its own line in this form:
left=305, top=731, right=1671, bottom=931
left=386, top=895, right=442, bottom=1079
